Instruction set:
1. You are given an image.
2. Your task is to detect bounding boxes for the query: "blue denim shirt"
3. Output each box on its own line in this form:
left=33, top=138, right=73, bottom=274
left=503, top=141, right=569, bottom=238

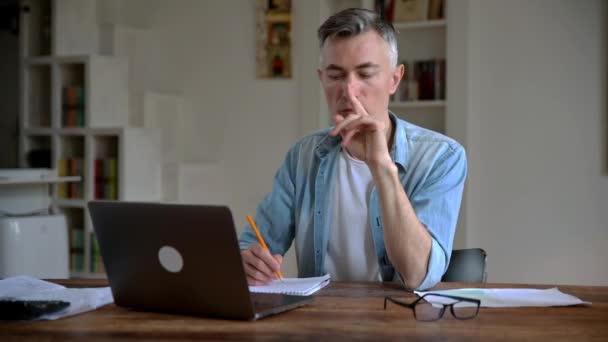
left=239, top=113, right=467, bottom=290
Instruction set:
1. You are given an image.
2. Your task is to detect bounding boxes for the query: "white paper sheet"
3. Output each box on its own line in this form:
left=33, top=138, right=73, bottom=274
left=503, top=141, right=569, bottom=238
left=415, top=287, right=591, bottom=307
left=0, top=275, right=114, bottom=320
left=249, top=274, right=330, bottom=296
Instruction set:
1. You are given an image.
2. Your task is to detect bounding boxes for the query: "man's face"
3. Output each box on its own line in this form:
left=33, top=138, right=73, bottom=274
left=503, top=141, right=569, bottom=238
left=318, top=30, right=403, bottom=126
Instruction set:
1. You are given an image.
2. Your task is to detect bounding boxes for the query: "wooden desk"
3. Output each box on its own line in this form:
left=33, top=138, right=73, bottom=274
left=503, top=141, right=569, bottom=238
left=2, top=280, right=607, bottom=341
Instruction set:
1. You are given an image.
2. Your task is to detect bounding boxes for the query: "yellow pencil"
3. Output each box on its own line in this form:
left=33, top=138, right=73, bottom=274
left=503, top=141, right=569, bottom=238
left=247, top=214, right=284, bottom=280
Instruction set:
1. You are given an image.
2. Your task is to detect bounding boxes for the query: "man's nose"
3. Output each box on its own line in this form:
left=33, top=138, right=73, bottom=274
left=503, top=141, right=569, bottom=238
left=341, top=75, right=360, bottom=98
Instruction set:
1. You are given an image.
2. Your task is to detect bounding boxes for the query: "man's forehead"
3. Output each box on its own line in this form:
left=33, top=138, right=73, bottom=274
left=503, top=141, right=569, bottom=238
left=325, top=63, right=380, bottom=71
left=320, top=30, right=391, bottom=67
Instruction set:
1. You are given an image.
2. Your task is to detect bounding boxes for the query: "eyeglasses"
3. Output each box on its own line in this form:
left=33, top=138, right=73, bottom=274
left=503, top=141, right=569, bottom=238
left=384, top=293, right=481, bottom=321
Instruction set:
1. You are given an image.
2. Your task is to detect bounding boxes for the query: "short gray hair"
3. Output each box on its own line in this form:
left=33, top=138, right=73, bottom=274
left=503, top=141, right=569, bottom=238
left=318, top=8, right=398, bottom=67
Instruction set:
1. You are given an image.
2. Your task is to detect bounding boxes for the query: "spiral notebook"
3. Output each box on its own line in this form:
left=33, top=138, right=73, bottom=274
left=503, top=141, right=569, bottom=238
left=249, top=274, right=331, bottom=296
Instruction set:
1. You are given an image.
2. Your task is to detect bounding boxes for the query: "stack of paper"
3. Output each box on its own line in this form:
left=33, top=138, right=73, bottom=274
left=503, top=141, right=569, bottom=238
left=0, top=275, right=113, bottom=320
left=415, top=287, right=591, bottom=307
left=249, top=274, right=330, bottom=296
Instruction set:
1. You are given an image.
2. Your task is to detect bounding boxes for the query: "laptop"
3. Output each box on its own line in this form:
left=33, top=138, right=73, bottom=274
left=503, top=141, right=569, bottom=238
left=87, top=200, right=313, bottom=320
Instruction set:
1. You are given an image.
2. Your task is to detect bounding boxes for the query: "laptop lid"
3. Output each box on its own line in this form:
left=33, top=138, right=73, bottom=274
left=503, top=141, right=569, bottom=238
left=87, top=200, right=311, bottom=320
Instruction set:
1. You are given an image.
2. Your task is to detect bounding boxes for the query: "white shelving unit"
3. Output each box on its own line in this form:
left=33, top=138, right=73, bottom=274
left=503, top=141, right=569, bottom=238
left=389, top=14, right=446, bottom=134
left=390, top=100, right=446, bottom=109
left=393, top=19, right=446, bottom=30
left=18, top=0, right=161, bottom=278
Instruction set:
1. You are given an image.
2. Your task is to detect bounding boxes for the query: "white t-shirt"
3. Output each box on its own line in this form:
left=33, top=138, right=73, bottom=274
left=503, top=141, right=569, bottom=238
left=324, top=148, right=381, bottom=281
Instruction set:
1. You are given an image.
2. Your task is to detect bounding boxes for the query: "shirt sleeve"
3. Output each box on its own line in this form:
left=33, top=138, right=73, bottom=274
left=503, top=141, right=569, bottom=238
left=409, top=144, right=468, bottom=290
left=239, top=146, right=298, bottom=255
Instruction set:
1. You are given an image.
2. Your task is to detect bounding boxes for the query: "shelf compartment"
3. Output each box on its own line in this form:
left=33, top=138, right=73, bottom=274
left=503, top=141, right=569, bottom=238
left=393, top=19, right=446, bottom=31
left=59, top=207, right=85, bottom=273
left=60, top=63, right=86, bottom=128
left=394, top=108, right=446, bottom=134
left=389, top=100, right=446, bottom=109
left=58, top=135, right=85, bottom=199
left=24, top=64, right=52, bottom=128
left=24, top=134, right=52, bottom=168
left=20, top=0, right=52, bottom=57
left=93, top=136, right=119, bottom=200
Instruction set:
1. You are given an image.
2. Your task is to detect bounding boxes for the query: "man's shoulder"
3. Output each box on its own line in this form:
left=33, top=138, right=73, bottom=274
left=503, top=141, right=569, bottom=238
left=399, top=118, right=464, bottom=154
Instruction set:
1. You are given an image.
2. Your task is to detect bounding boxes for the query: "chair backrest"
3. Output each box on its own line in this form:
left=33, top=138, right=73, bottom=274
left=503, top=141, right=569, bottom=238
left=441, top=248, right=487, bottom=283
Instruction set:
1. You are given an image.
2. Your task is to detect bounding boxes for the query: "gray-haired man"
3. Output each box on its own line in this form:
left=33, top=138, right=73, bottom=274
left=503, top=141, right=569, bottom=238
left=239, top=8, right=467, bottom=290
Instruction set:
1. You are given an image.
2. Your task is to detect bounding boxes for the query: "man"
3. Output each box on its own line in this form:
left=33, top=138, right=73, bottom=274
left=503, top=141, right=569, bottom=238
left=239, top=8, right=466, bottom=290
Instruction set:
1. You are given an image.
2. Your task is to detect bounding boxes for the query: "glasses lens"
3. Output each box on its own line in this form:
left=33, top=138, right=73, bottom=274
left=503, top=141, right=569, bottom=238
left=414, top=302, right=444, bottom=321
left=452, top=301, right=479, bottom=319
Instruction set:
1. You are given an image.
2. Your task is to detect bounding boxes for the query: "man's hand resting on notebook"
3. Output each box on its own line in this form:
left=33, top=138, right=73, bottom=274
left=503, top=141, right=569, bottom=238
left=241, top=243, right=283, bottom=285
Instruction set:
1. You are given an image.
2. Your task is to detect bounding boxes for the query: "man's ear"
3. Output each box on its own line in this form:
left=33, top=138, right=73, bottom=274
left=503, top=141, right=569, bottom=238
left=389, top=64, right=405, bottom=95
left=317, top=68, right=323, bottom=82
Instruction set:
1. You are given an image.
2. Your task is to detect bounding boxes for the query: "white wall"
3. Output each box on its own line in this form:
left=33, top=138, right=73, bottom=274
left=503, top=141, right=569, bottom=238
left=455, top=0, right=608, bottom=285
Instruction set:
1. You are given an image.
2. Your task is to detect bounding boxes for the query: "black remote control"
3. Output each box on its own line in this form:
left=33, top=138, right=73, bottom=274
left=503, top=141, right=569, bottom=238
left=0, top=299, right=70, bottom=320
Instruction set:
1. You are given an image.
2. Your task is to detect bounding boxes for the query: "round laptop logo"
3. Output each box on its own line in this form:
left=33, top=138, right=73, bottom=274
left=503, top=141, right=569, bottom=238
left=158, top=246, right=183, bottom=273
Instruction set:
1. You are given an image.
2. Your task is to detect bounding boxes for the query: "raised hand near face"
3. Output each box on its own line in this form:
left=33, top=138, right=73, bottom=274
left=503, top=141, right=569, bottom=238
left=330, top=84, right=392, bottom=168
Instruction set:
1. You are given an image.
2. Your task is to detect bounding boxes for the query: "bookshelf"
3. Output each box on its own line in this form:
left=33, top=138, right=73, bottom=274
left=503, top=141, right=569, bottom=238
left=389, top=13, right=447, bottom=134
left=19, top=0, right=161, bottom=278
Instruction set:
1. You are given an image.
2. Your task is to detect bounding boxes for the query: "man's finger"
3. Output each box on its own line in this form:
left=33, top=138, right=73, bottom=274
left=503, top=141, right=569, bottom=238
left=243, top=250, right=275, bottom=280
left=331, top=112, right=361, bottom=137
left=346, top=84, right=369, bottom=117
left=243, top=262, right=273, bottom=285
left=341, top=128, right=360, bottom=147
left=250, top=243, right=280, bottom=271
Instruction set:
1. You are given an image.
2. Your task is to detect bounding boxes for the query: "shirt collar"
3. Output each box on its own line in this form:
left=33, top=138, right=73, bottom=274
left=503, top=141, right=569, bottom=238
left=389, top=111, right=410, bottom=173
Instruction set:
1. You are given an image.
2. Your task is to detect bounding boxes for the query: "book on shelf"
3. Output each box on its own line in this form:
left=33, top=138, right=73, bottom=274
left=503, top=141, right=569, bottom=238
left=62, top=86, right=85, bottom=128
left=375, top=0, right=395, bottom=22
left=393, top=0, right=428, bottom=22
left=395, top=59, right=445, bottom=102
left=427, top=0, right=444, bottom=20
left=90, top=235, right=105, bottom=274
left=70, top=228, right=84, bottom=273
left=95, top=158, right=118, bottom=200
left=57, top=159, right=68, bottom=198
left=58, top=158, right=84, bottom=199
left=377, top=0, right=444, bottom=23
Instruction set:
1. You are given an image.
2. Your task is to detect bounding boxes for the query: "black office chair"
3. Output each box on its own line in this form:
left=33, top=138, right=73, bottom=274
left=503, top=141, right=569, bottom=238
left=441, top=248, right=487, bottom=283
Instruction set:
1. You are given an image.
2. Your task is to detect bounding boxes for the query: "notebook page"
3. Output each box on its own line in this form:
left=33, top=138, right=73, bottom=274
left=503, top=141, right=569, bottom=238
left=249, top=274, right=330, bottom=296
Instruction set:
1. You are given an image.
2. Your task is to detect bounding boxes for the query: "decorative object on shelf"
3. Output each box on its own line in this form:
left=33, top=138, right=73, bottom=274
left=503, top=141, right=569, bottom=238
left=427, top=0, right=444, bottom=20
left=256, top=0, right=292, bottom=78
left=376, top=0, right=445, bottom=23
left=393, top=0, right=428, bottom=22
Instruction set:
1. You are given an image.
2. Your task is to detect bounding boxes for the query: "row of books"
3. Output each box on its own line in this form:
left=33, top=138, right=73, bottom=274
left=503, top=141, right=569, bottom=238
left=62, top=86, right=85, bottom=127
left=70, top=228, right=84, bottom=272
left=375, top=0, right=444, bottom=23
left=95, top=158, right=119, bottom=200
left=393, top=59, right=446, bottom=102
left=69, top=229, right=105, bottom=273
left=57, top=158, right=84, bottom=199
left=90, top=236, right=105, bottom=273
